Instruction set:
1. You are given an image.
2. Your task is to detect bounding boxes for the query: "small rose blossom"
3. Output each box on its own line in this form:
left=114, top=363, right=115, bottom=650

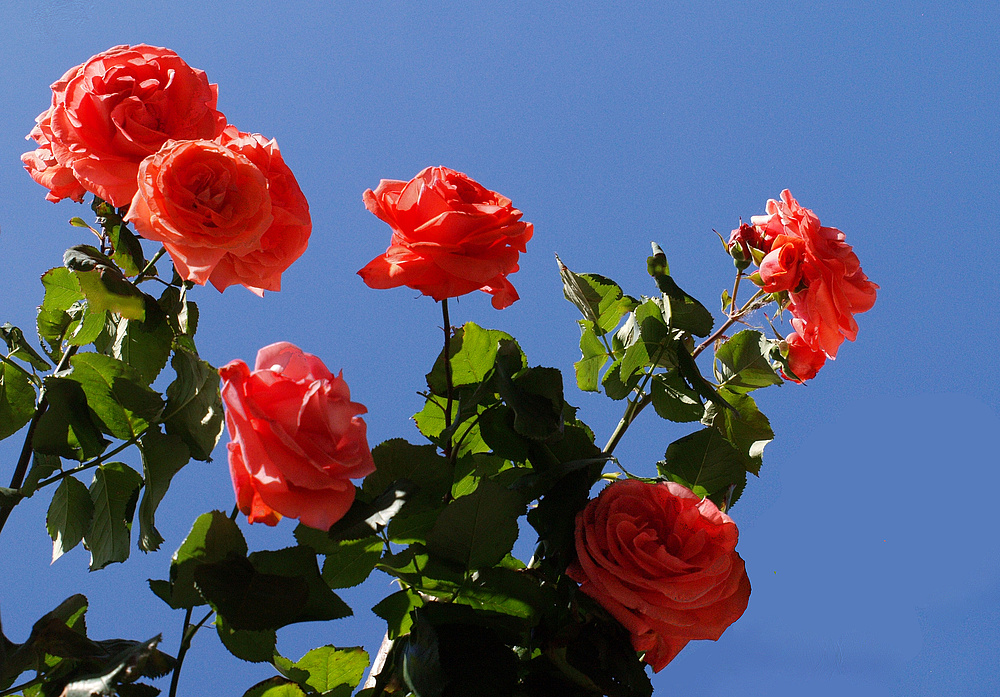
left=206, top=126, right=312, bottom=295
left=23, top=44, right=226, bottom=206
left=752, top=190, right=878, bottom=358
left=219, top=342, right=376, bottom=530
left=727, top=221, right=766, bottom=258
left=781, top=331, right=826, bottom=382
left=125, top=140, right=273, bottom=284
left=567, top=479, right=751, bottom=672
left=358, top=166, right=533, bottom=309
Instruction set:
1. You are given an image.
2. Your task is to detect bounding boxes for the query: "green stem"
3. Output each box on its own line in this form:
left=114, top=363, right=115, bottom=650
left=167, top=608, right=214, bottom=697
left=0, top=345, right=78, bottom=536
left=441, top=299, right=454, bottom=459
left=602, top=340, right=669, bottom=456
left=135, top=246, right=166, bottom=283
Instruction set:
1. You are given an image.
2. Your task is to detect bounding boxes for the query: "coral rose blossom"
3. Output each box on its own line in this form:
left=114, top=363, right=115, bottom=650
left=125, top=140, right=272, bottom=284
left=752, top=190, right=878, bottom=358
left=358, top=166, right=533, bottom=309
left=219, top=342, right=376, bottom=530
left=782, top=331, right=826, bottom=382
left=23, top=44, right=226, bottom=207
left=207, top=126, right=312, bottom=295
left=567, top=479, right=751, bottom=672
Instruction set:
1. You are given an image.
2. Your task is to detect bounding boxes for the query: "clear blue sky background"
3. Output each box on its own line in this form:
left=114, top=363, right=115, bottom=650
left=2, top=2, right=998, bottom=695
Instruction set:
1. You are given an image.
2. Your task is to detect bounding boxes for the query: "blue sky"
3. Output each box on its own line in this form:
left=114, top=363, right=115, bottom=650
left=1, top=1, right=998, bottom=695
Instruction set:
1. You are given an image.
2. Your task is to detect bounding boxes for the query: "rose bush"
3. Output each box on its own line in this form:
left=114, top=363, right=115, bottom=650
left=207, top=126, right=312, bottom=295
left=219, top=342, right=375, bottom=531
left=22, top=44, right=226, bottom=207
left=752, top=190, right=878, bottom=359
left=568, top=479, right=751, bottom=672
left=125, top=139, right=273, bottom=284
left=357, top=166, right=533, bottom=309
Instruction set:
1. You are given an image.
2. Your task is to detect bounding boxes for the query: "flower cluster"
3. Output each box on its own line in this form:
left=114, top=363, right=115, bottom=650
left=23, top=45, right=310, bottom=295
left=729, top=190, right=878, bottom=381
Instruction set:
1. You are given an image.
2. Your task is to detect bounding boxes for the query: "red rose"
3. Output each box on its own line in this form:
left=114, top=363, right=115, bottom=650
left=781, top=331, right=826, bottom=382
left=752, top=190, right=878, bottom=358
left=567, top=479, right=750, bottom=672
left=219, top=342, right=376, bottom=530
left=125, top=140, right=272, bottom=284
left=358, top=166, right=533, bottom=309
left=24, top=44, right=226, bottom=206
left=758, top=234, right=805, bottom=292
left=21, top=113, right=86, bottom=203
left=206, top=126, right=312, bottom=295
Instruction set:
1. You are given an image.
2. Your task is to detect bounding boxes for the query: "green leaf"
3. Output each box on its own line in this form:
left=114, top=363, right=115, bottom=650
left=573, top=324, right=608, bottom=392
left=163, top=348, right=223, bottom=461
left=676, top=343, right=736, bottom=415
left=281, top=646, right=369, bottom=697
left=0, top=358, right=36, bottom=440
left=646, top=252, right=714, bottom=336
left=158, top=285, right=199, bottom=338
left=714, top=330, right=783, bottom=393
left=66, top=353, right=163, bottom=440
left=163, top=510, right=248, bottom=609
left=495, top=363, right=565, bottom=442
left=64, top=302, right=108, bottom=347
left=299, top=535, right=383, bottom=590
left=85, top=462, right=143, bottom=570
left=243, top=677, right=308, bottom=697
left=619, top=299, right=678, bottom=380
left=650, top=370, right=704, bottom=423
left=32, top=377, right=108, bottom=461
left=1, top=323, right=51, bottom=370
left=215, top=615, right=276, bottom=663
left=37, top=267, right=85, bottom=353
left=325, top=484, right=411, bottom=541
left=657, top=428, right=746, bottom=507
left=412, top=398, right=489, bottom=457
left=451, top=567, right=550, bottom=624
left=110, top=304, right=174, bottom=386
left=600, top=357, right=641, bottom=401
left=46, top=477, right=94, bottom=563
left=137, top=429, right=191, bottom=552
left=557, top=257, right=635, bottom=335
left=64, top=245, right=146, bottom=321
left=195, top=546, right=352, bottom=631
left=372, top=590, right=425, bottom=639
left=21, top=453, right=61, bottom=496
left=425, top=479, right=525, bottom=570
left=426, top=322, right=512, bottom=395
left=361, top=439, right=451, bottom=502
left=107, top=224, right=146, bottom=278
left=702, top=388, right=774, bottom=475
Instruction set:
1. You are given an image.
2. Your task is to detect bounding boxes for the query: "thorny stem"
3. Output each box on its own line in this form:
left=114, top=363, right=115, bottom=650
left=0, top=345, right=78, bottom=536
left=167, top=608, right=214, bottom=697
